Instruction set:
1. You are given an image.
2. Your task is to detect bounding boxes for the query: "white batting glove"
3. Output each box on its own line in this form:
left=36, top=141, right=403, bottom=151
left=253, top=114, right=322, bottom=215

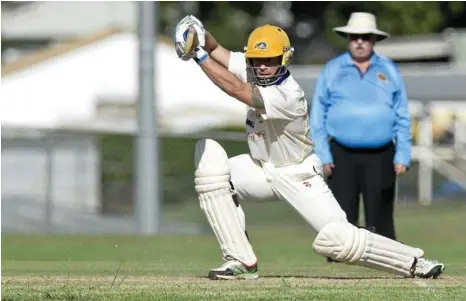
left=179, top=15, right=204, bottom=31
left=174, top=15, right=206, bottom=61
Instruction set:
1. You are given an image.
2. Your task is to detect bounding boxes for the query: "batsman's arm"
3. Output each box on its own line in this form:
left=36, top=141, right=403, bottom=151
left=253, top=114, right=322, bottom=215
left=199, top=57, right=264, bottom=109
left=203, top=31, right=231, bottom=70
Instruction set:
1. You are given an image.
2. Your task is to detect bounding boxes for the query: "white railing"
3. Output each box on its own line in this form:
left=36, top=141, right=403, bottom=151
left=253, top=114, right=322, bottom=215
left=410, top=100, right=466, bottom=205
left=2, top=99, right=465, bottom=209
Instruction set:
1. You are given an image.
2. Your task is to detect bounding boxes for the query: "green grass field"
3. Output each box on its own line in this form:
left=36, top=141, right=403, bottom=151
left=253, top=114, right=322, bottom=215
left=2, top=202, right=466, bottom=301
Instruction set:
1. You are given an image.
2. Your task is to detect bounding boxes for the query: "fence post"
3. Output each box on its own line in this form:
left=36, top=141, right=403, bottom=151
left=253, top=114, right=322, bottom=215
left=418, top=104, right=433, bottom=205
left=454, top=112, right=466, bottom=153
left=44, top=131, right=55, bottom=232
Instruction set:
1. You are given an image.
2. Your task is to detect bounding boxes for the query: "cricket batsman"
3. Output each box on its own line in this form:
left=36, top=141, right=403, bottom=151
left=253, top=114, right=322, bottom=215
left=174, top=15, right=445, bottom=280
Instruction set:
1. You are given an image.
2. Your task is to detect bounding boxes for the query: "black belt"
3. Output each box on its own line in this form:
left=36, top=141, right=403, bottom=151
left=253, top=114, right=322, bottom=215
left=330, top=138, right=394, bottom=153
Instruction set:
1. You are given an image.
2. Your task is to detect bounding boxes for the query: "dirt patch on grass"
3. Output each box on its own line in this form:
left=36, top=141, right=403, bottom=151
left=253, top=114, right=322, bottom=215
left=3, top=275, right=465, bottom=288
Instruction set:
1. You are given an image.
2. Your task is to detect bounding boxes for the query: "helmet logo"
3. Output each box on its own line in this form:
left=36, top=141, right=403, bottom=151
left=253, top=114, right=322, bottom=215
left=254, top=41, right=268, bottom=51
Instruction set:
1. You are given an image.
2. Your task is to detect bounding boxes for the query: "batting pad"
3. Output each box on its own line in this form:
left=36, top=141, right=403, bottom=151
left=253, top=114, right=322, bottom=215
left=194, top=139, right=257, bottom=266
left=312, top=221, right=424, bottom=277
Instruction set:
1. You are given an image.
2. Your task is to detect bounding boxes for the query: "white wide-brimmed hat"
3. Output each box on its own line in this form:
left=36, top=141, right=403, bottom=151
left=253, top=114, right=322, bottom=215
left=333, top=12, right=389, bottom=41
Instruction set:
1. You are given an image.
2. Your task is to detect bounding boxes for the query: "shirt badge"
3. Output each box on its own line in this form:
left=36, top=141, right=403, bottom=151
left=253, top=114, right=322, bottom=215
left=377, top=72, right=388, bottom=83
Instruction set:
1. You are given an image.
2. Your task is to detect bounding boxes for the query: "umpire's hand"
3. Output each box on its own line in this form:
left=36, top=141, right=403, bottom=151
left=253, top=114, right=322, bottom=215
left=323, top=164, right=335, bottom=177
left=394, top=164, right=407, bottom=176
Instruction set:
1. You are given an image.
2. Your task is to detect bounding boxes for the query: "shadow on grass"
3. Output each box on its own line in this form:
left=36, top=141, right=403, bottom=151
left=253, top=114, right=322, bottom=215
left=262, top=275, right=401, bottom=280
left=196, top=275, right=400, bottom=280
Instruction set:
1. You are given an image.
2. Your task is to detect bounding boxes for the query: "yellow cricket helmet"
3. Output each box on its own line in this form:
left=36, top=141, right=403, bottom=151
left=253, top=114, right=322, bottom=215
left=244, top=24, right=294, bottom=86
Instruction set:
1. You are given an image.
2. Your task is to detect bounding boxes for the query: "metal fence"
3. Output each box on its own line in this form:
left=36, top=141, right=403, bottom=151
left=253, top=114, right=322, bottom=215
left=1, top=127, right=246, bottom=234
left=2, top=101, right=466, bottom=234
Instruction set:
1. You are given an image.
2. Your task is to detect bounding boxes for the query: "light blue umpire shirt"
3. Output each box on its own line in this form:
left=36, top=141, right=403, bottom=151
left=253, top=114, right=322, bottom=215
left=309, top=51, right=411, bottom=167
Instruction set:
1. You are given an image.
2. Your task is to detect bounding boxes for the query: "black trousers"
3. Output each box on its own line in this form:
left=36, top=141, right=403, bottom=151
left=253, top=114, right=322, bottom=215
left=327, top=139, right=397, bottom=240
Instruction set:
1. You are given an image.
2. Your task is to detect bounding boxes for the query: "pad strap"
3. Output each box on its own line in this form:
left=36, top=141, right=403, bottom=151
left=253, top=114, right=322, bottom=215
left=195, top=170, right=231, bottom=193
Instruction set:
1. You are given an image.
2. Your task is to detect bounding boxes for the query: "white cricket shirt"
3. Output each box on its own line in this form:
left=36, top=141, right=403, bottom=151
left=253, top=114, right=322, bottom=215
left=228, top=51, right=315, bottom=167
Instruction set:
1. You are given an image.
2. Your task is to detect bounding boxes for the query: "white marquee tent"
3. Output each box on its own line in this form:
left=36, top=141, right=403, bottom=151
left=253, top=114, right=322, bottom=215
left=1, top=31, right=247, bottom=133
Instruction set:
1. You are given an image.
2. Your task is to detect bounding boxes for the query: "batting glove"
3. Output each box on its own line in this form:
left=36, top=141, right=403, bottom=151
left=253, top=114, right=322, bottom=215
left=174, top=15, right=206, bottom=61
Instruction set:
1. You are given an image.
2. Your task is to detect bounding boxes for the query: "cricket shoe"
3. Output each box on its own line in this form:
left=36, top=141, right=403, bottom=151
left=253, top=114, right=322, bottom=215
left=208, top=259, right=258, bottom=280
left=412, top=258, right=445, bottom=279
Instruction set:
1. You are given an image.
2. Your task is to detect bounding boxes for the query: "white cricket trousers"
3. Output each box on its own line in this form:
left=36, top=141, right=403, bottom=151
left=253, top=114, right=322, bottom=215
left=228, top=153, right=348, bottom=232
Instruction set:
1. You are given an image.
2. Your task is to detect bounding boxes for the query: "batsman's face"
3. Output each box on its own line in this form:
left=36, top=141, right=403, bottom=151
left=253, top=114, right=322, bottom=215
left=250, top=57, right=282, bottom=77
left=347, top=34, right=376, bottom=62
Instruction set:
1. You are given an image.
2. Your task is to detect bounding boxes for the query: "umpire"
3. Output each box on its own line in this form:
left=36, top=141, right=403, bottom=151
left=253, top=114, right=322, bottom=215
left=310, top=13, right=411, bottom=246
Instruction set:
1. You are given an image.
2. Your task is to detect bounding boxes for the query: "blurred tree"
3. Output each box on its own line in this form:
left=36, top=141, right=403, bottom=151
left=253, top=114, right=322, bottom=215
left=157, top=1, right=256, bottom=51
left=156, top=1, right=466, bottom=63
left=203, top=2, right=253, bottom=51
left=439, top=1, right=466, bottom=29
